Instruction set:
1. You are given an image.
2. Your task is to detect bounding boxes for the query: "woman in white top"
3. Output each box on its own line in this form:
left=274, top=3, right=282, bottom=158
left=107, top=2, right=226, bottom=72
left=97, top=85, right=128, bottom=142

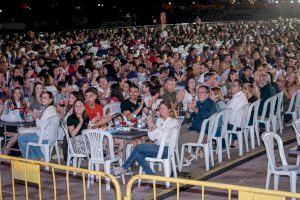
left=112, top=101, right=179, bottom=176
left=0, top=87, right=28, bottom=155
left=181, top=77, right=197, bottom=111
left=18, top=91, right=58, bottom=160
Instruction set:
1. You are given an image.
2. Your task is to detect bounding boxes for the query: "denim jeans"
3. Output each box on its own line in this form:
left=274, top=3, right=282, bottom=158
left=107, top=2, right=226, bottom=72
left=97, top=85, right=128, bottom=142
left=122, top=144, right=168, bottom=175
left=18, top=133, right=48, bottom=160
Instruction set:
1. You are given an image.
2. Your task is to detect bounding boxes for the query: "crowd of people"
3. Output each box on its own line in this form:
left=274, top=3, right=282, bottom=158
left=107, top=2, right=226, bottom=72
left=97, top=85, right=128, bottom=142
left=0, top=17, right=299, bottom=176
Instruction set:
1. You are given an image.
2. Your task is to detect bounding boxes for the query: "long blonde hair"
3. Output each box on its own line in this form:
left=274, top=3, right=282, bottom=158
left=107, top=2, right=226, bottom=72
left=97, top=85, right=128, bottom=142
left=243, top=83, right=261, bottom=99
left=211, top=87, right=224, bottom=101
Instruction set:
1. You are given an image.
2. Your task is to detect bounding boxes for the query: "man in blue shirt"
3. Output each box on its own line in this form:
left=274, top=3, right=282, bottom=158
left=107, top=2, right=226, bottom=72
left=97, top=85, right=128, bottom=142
left=180, top=86, right=216, bottom=166
left=188, top=86, right=217, bottom=132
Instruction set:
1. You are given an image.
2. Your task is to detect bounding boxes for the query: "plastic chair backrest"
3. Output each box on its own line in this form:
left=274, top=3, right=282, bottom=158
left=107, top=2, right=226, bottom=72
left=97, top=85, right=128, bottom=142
left=246, top=101, right=256, bottom=126
left=292, top=119, right=300, bottom=145
left=260, top=97, right=272, bottom=120
left=38, top=115, right=60, bottom=145
left=197, top=114, right=216, bottom=144
left=252, top=99, right=261, bottom=124
left=270, top=96, right=277, bottom=118
left=286, top=90, right=300, bottom=113
left=275, top=92, right=283, bottom=115
left=155, top=121, right=180, bottom=160
left=232, top=103, right=249, bottom=130
left=262, top=132, right=288, bottom=171
left=61, top=123, right=77, bottom=155
left=83, top=129, right=115, bottom=161
left=211, top=109, right=229, bottom=138
left=206, top=113, right=217, bottom=142
left=103, top=102, right=121, bottom=116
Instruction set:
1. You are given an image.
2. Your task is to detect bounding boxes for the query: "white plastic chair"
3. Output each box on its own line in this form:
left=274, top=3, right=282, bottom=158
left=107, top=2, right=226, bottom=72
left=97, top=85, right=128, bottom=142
left=83, top=129, right=125, bottom=190
left=227, top=104, right=250, bottom=156
left=257, top=96, right=276, bottom=133
left=180, top=114, right=216, bottom=172
left=211, top=109, right=230, bottom=163
left=284, top=90, right=300, bottom=124
left=103, top=102, right=121, bottom=116
left=262, top=132, right=300, bottom=197
left=138, top=123, right=181, bottom=188
left=245, top=99, right=261, bottom=149
left=292, top=119, right=300, bottom=165
left=61, top=124, right=88, bottom=176
left=26, top=115, right=61, bottom=167
left=292, top=106, right=300, bottom=121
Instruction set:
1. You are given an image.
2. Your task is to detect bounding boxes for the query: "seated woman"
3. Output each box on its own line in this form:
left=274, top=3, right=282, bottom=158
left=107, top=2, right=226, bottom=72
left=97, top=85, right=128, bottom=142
left=112, top=101, right=179, bottom=176
left=210, top=87, right=227, bottom=137
left=67, top=99, right=96, bottom=156
left=1, top=87, right=28, bottom=155
left=18, top=91, right=58, bottom=160
left=242, top=83, right=261, bottom=103
left=29, top=82, right=43, bottom=111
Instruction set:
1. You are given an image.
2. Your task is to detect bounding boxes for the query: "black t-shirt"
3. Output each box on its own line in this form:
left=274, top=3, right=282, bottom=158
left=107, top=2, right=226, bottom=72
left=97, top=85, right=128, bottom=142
left=121, top=99, right=143, bottom=116
left=67, top=114, right=90, bottom=137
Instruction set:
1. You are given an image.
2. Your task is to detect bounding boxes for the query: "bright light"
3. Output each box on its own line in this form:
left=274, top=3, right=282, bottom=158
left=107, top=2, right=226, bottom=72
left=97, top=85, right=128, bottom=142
left=168, top=2, right=172, bottom=5
left=298, top=0, right=300, bottom=2
left=192, top=1, right=195, bottom=4
left=291, top=0, right=294, bottom=2
left=275, top=0, right=278, bottom=3
left=0, top=9, right=2, bottom=13
left=97, top=3, right=100, bottom=6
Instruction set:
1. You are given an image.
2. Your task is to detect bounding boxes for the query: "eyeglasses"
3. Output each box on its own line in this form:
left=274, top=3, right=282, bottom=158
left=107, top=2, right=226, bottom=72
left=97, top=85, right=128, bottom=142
left=197, top=91, right=209, bottom=95
left=231, top=84, right=240, bottom=88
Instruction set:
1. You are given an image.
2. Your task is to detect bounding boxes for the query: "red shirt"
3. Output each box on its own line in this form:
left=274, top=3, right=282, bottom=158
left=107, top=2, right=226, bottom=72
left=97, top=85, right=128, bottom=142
left=85, top=103, right=103, bottom=120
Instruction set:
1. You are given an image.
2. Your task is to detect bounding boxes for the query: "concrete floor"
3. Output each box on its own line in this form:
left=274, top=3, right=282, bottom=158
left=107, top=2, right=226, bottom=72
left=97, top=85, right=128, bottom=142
left=0, top=125, right=299, bottom=200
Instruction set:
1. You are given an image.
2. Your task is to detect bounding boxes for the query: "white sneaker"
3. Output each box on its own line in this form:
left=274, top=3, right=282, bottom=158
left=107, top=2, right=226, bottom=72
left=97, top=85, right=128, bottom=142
left=111, top=167, right=126, bottom=176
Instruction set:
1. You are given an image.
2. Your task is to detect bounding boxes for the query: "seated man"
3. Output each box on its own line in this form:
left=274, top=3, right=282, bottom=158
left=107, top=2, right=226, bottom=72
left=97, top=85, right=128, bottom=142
left=227, top=79, right=248, bottom=148
left=258, top=73, right=276, bottom=117
left=121, top=84, right=145, bottom=121
left=84, top=87, right=111, bottom=128
left=180, top=86, right=217, bottom=165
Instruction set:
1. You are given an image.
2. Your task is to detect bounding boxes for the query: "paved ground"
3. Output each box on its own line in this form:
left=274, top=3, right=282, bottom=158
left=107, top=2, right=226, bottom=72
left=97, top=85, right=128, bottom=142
left=0, top=125, right=299, bottom=200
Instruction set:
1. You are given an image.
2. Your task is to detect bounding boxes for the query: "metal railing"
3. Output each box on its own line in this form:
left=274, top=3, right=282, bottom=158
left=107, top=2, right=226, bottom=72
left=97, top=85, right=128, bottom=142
left=0, top=155, right=122, bottom=200
left=125, top=174, right=300, bottom=200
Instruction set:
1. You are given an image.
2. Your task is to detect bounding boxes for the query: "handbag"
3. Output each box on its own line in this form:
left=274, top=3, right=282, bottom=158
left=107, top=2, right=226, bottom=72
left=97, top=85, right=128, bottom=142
left=0, top=109, right=22, bottom=122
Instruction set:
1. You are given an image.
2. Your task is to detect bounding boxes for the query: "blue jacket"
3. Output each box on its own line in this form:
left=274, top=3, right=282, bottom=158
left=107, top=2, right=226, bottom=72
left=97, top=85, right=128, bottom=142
left=190, top=98, right=217, bottom=132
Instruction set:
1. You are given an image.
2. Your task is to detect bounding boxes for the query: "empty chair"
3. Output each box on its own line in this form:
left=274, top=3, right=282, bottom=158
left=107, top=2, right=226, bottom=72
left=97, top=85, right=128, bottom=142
left=83, top=129, right=125, bottom=190
left=26, top=115, right=61, bottom=166
left=211, top=109, right=230, bottom=163
left=244, top=99, right=261, bottom=149
left=292, top=119, right=300, bottom=165
left=180, top=114, right=216, bottom=171
left=103, top=102, right=121, bottom=116
left=262, top=132, right=300, bottom=197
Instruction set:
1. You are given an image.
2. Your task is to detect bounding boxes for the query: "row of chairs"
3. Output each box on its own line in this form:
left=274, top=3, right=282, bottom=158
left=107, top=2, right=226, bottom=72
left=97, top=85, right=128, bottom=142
left=179, top=92, right=284, bottom=172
